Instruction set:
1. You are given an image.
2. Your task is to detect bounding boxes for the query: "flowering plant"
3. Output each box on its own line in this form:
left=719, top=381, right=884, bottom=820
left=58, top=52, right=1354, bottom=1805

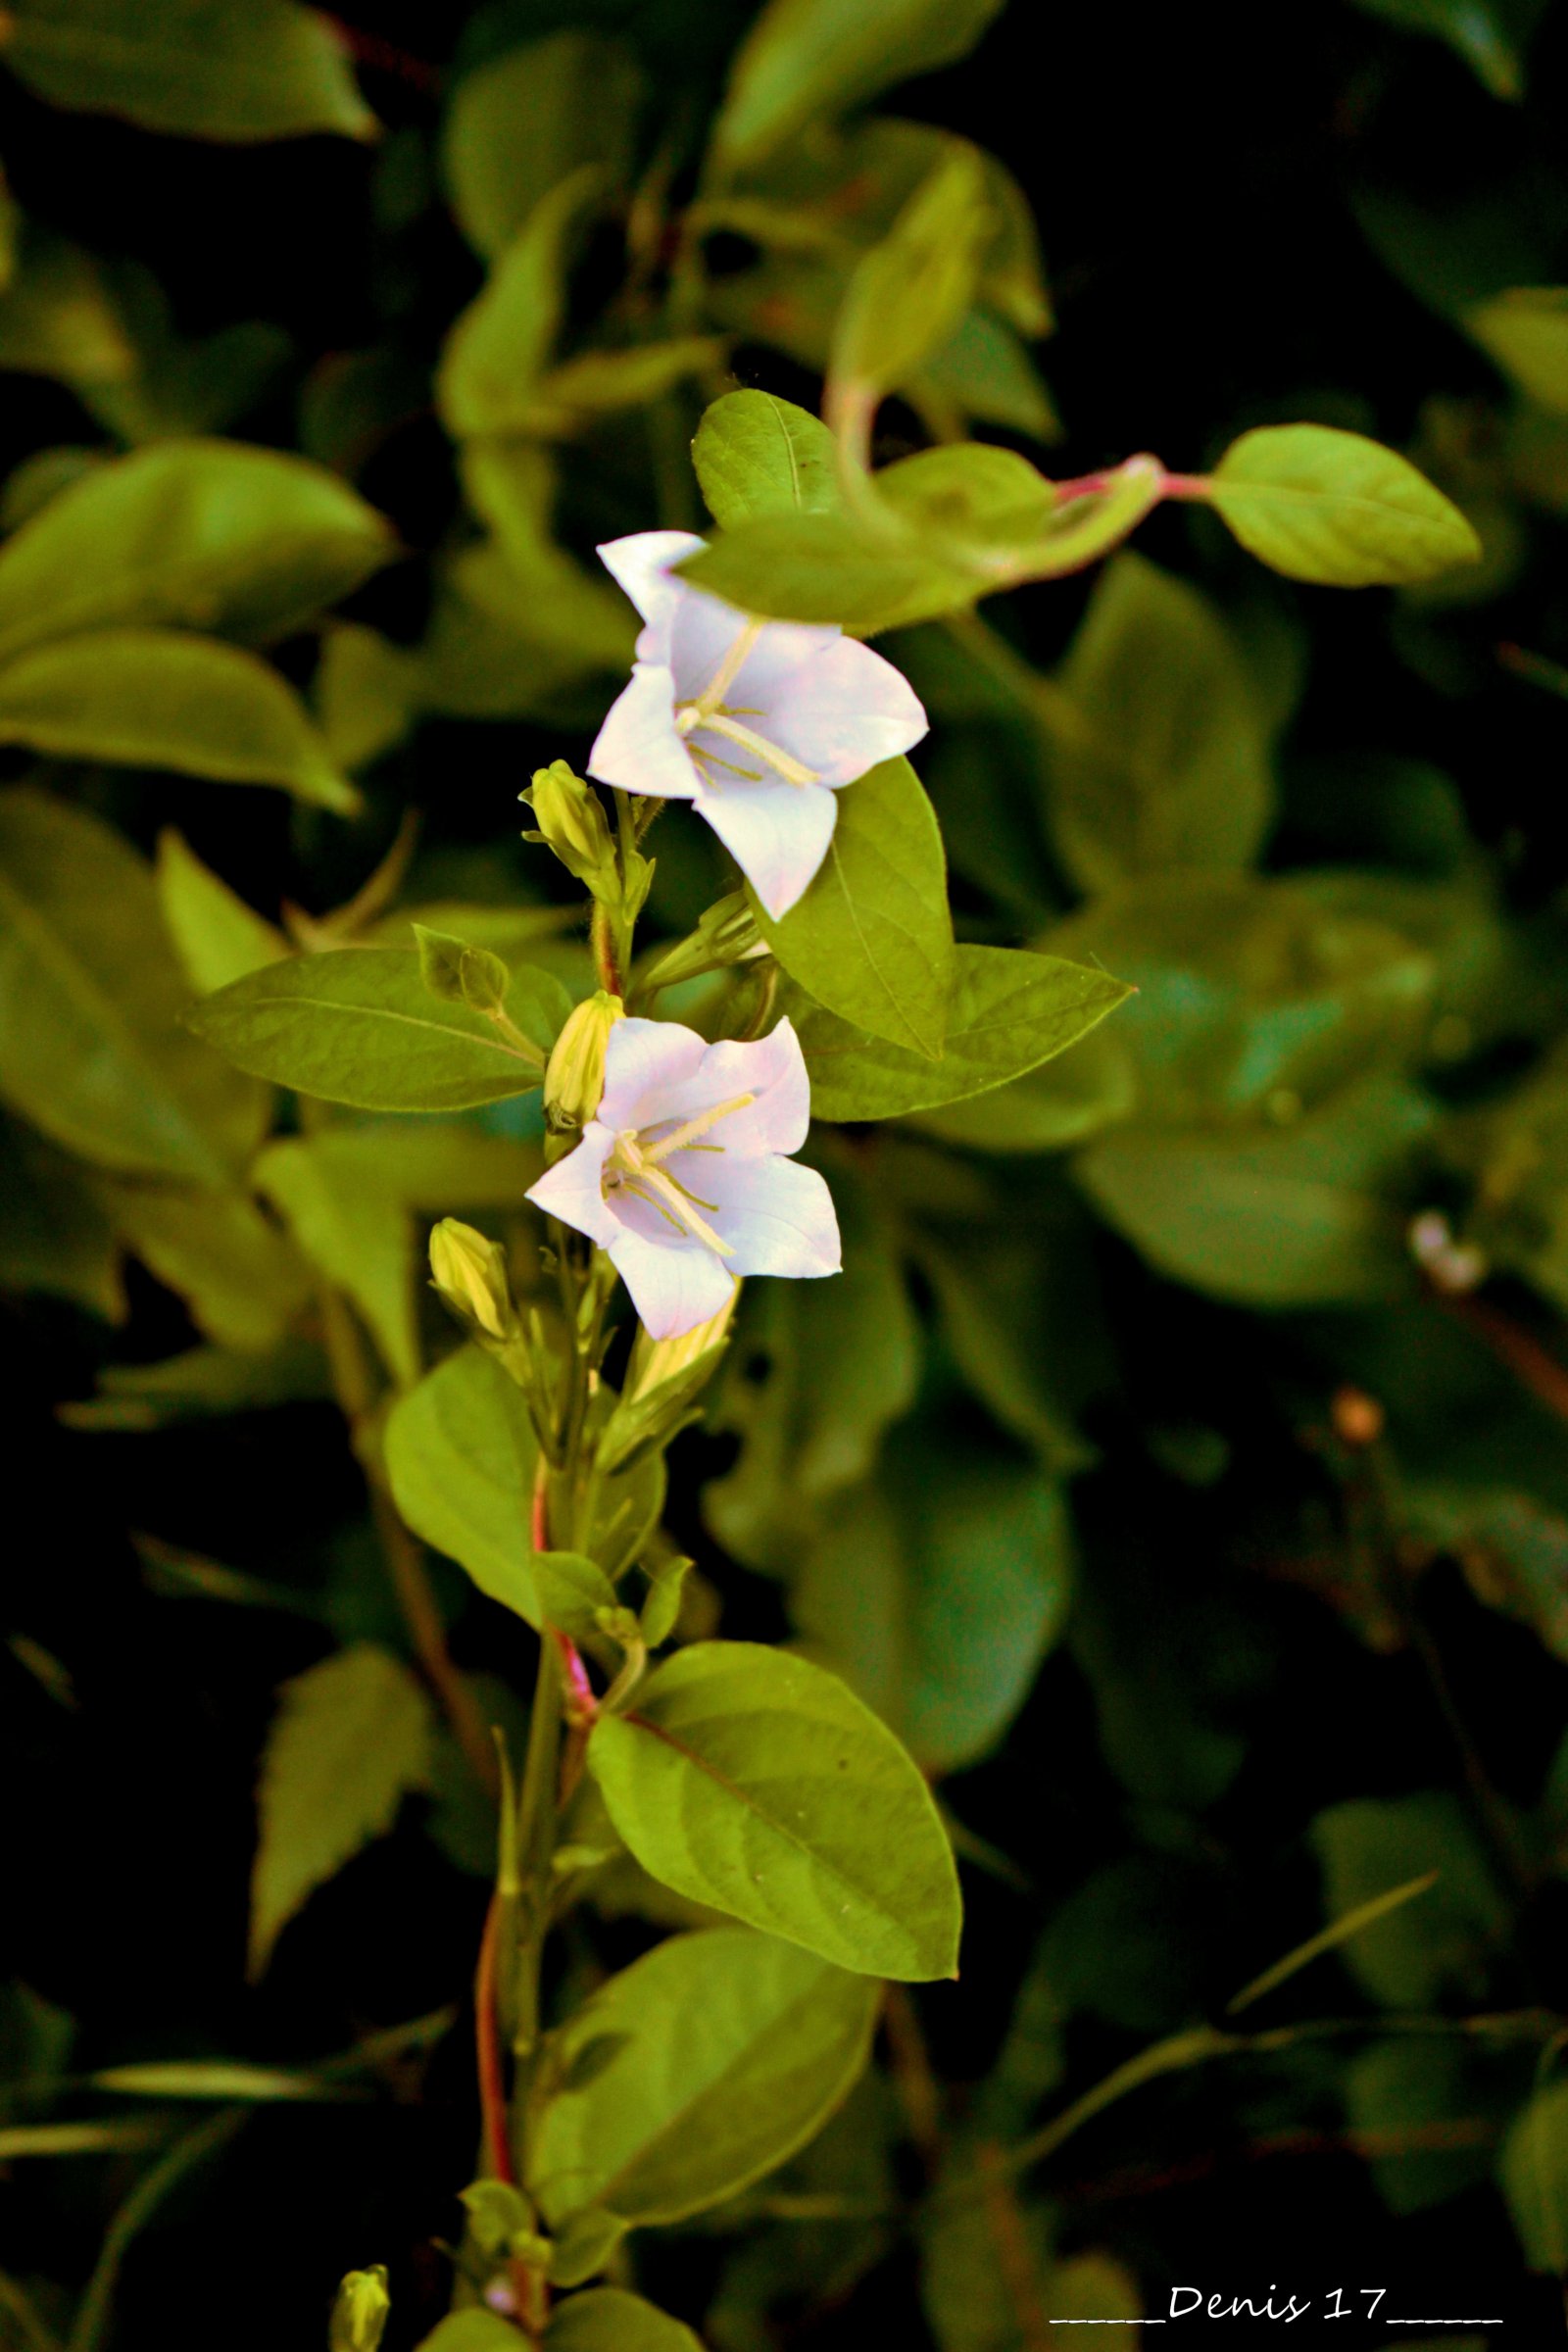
left=7, top=0, right=1568, bottom=2343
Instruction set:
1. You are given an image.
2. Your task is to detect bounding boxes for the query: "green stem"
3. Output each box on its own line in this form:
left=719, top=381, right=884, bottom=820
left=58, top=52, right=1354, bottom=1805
left=68, top=2110, right=246, bottom=2352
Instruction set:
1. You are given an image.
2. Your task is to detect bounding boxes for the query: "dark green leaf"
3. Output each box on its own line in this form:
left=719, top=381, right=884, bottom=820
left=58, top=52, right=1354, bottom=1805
left=2, top=0, right=379, bottom=141
left=0, top=785, right=263, bottom=1181
left=441, top=33, right=642, bottom=260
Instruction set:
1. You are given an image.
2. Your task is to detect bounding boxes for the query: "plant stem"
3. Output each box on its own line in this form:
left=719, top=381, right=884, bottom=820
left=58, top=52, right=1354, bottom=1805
left=68, top=2109, right=246, bottom=2352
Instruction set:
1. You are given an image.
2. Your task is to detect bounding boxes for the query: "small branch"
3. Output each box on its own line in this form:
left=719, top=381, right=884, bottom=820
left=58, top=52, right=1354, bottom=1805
left=883, top=1986, right=944, bottom=2175
left=1436, top=1287, right=1568, bottom=1424
left=474, top=1890, right=514, bottom=2186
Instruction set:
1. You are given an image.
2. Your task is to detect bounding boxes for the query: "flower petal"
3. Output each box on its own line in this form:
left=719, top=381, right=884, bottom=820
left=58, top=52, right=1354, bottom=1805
left=691, top=1018, right=810, bottom=1157
left=588, top=663, right=703, bottom=802
left=525, top=1124, right=618, bottom=1246
left=699, top=779, right=839, bottom=919
left=608, top=1226, right=739, bottom=1340
left=598, top=1017, right=710, bottom=1132
left=762, top=635, right=929, bottom=789
left=597, top=531, right=706, bottom=628
left=703, top=1152, right=842, bottom=1280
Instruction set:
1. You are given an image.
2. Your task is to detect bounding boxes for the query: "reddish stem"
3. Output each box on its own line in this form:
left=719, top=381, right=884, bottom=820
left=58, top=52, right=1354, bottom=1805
left=473, top=1889, right=514, bottom=2185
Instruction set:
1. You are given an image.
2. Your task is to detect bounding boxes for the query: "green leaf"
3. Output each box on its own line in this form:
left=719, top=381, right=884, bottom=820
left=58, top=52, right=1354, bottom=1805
left=249, top=1643, right=433, bottom=1978
left=441, top=33, right=643, bottom=260
left=1206, top=424, right=1482, bottom=587
left=1042, top=552, right=1274, bottom=891
left=794, top=1417, right=1071, bottom=1773
left=0, top=439, right=393, bottom=663
left=417, top=2318, right=526, bottom=2352
left=710, top=0, right=1006, bottom=175
left=255, top=1124, right=540, bottom=1388
left=437, top=170, right=601, bottom=440
left=533, top=1551, right=618, bottom=1642
left=752, top=757, right=953, bottom=1057
left=1308, top=1793, right=1509, bottom=2008
left=1075, top=1075, right=1435, bottom=1305
left=530, top=1926, right=878, bottom=2225
left=1465, top=284, right=1568, bottom=414
left=94, top=1177, right=310, bottom=1350
left=1, top=0, right=379, bottom=141
left=586, top=1640, right=962, bottom=1980
left=0, top=786, right=263, bottom=1181
left=384, top=1345, right=664, bottom=1620
left=705, top=1155, right=920, bottom=1572
left=874, top=442, right=1055, bottom=551
left=795, top=944, right=1132, bottom=1123
left=0, top=629, right=360, bottom=809
left=61, top=1334, right=330, bottom=1429
left=0, top=1114, right=123, bottom=1318
left=156, top=827, right=287, bottom=996
left=315, top=623, right=419, bottom=773
left=693, top=389, right=842, bottom=529
left=677, top=507, right=979, bottom=634
left=830, top=145, right=994, bottom=403
left=1351, top=0, right=1544, bottom=101
left=546, top=2290, right=702, bottom=2352
left=1500, top=2078, right=1568, bottom=2269
left=187, top=949, right=564, bottom=1112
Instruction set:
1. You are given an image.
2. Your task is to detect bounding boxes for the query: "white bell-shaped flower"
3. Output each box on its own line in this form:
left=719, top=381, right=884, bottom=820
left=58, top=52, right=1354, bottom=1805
left=587, top=530, right=928, bottom=918
left=525, top=1013, right=840, bottom=1339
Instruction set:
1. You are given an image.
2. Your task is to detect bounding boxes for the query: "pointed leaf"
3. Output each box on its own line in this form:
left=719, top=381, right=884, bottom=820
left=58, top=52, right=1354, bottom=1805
left=0, top=786, right=263, bottom=1180
left=156, top=828, right=287, bottom=995
left=188, top=949, right=564, bottom=1112
left=0, top=628, right=360, bottom=808
left=1207, top=424, right=1481, bottom=587
left=752, top=757, right=953, bottom=1057
left=249, top=1643, right=433, bottom=1977
left=546, top=2292, right=701, bottom=2352
left=795, top=944, right=1132, bottom=1122
left=0, top=439, right=393, bottom=664
left=694, top=389, right=842, bottom=529
left=2, top=0, right=379, bottom=141
left=531, top=1926, right=877, bottom=2225
left=587, top=1641, right=962, bottom=1980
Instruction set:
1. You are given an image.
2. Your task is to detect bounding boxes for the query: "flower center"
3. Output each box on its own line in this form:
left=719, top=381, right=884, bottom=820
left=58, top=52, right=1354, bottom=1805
left=602, top=1093, right=755, bottom=1254
left=672, top=620, right=820, bottom=790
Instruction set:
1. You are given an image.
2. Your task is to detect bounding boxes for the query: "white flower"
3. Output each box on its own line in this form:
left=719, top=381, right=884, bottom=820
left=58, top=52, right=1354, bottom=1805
left=586, top=530, right=928, bottom=918
left=525, top=1013, right=840, bottom=1340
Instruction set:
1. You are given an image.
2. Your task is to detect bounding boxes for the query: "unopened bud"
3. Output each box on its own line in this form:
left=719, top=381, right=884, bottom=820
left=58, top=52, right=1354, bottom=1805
left=544, top=991, right=623, bottom=1135
left=414, top=923, right=511, bottom=1015
left=329, top=2268, right=390, bottom=2352
left=642, top=891, right=765, bottom=991
left=627, top=1290, right=737, bottom=1400
left=521, top=760, right=615, bottom=886
left=428, top=1217, right=517, bottom=1343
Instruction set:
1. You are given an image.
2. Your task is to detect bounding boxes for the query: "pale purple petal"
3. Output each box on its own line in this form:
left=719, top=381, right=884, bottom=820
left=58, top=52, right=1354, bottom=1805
left=762, top=636, right=929, bottom=789
left=691, top=1019, right=810, bottom=1157
left=597, top=532, right=706, bottom=629
left=699, top=780, right=839, bottom=920
left=525, top=1124, right=618, bottom=1246
left=608, top=1226, right=739, bottom=1339
left=667, top=586, right=765, bottom=706
left=598, top=1018, right=710, bottom=1132
left=681, top=609, right=842, bottom=707
left=703, top=1153, right=842, bottom=1280
left=588, top=663, right=703, bottom=802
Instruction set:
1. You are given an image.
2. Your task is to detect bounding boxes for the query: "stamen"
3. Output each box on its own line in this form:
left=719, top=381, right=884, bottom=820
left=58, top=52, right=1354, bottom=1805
left=698, top=711, right=819, bottom=788
left=643, top=1092, right=755, bottom=1163
left=697, top=619, right=763, bottom=713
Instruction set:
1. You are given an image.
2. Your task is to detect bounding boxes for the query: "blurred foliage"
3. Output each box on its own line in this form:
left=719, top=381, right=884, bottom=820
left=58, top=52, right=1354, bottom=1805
left=7, top=0, right=1568, bottom=2342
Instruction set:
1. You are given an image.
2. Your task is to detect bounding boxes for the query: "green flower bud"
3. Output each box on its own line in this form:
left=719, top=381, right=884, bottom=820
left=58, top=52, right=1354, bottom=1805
left=428, top=1217, right=517, bottom=1344
left=521, top=760, right=615, bottom=887
left=415, top=923, right=511, bottom=1015
left=329, top=2267, right=390, bottom=2352
left=543, top=991, right=623, bottom=1135
left=642, top=891, right=765, bottom=992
